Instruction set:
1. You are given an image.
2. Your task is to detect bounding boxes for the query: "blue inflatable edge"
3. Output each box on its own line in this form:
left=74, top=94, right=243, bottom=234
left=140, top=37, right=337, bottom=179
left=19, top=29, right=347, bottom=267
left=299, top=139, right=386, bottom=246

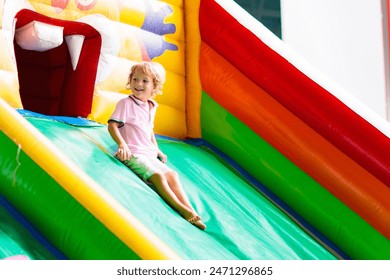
left=17, top=109, right=104, bottom=127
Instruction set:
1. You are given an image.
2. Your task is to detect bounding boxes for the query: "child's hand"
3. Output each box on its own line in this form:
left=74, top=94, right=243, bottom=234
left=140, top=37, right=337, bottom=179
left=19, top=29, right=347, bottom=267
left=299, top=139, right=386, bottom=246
left=115, top=144, right=132, bottom=161
left=157, top=151, right=167, bottom=163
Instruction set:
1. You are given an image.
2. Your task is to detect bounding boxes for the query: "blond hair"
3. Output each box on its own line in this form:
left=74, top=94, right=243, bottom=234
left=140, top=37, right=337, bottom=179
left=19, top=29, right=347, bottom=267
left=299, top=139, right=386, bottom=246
left=126, top=61, right=166, bottom=97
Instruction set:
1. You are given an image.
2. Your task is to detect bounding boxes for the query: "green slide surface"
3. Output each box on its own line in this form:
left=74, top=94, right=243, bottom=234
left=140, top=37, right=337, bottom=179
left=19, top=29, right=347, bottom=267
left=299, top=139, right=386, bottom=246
left=20, top=114, right=336, bottom=260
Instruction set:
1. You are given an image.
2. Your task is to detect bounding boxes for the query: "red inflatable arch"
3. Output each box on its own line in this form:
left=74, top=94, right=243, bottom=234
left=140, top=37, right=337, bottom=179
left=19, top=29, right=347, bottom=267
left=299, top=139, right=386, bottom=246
left=14, top=9, right=101, bottom=117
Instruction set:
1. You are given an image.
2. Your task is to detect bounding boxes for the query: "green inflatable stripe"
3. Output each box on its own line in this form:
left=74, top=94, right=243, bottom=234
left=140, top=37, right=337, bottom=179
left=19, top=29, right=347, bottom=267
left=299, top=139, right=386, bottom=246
left=0, top=131, right=140, bottom=260
left=201, top=92, right=390, bottom=260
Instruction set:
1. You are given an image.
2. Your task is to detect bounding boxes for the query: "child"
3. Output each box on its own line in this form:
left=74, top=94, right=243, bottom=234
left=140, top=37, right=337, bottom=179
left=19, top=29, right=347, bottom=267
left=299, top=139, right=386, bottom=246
left=108, top=61, right=206, bottom=230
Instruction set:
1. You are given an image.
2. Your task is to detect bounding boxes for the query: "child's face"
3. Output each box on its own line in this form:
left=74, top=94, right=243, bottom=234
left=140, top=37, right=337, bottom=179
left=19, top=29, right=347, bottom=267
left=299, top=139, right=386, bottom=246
left=130, top=68, right=156, bottom=102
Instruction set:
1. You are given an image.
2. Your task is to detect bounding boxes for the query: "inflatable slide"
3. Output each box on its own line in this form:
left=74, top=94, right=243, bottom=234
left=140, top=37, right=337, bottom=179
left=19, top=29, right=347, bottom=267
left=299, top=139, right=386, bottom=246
left=0, top=0, right=389, bottom=260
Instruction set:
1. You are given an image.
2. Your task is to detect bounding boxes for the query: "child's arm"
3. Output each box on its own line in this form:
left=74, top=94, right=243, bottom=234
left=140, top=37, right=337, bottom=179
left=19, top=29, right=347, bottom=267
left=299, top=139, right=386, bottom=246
left=108, top=121, right=132, bottom=161
left=151, top=132, right=167, bottom=163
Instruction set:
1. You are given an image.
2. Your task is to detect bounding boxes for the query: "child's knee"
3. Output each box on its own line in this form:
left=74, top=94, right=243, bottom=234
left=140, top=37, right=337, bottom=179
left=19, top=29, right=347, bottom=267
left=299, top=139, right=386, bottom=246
left=149, top=172, right=166, bottom=183
left=165, top=170, right=179, bottom=180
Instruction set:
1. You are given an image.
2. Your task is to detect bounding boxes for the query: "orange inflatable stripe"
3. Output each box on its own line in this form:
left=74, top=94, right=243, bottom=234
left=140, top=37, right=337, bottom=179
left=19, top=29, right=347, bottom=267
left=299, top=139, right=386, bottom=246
left=200, top=42, right=390, bottom=238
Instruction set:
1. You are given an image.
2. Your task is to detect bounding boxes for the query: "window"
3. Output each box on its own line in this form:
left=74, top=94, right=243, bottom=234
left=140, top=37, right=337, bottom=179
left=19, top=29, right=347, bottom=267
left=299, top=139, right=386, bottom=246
left=234, top=0, right=281, bottom=38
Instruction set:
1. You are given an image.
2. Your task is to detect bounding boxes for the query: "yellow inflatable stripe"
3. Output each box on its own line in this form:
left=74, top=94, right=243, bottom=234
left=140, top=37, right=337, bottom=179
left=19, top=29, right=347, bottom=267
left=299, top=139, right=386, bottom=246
left=0, top=97, right=180, bottom=260
left=89, top=90, right=123, bottom=124
left=164, top=3, right=185, bottom=41
left=184, top=0, right=202, bottom=138
left=154, top=104, right=187, bottom=138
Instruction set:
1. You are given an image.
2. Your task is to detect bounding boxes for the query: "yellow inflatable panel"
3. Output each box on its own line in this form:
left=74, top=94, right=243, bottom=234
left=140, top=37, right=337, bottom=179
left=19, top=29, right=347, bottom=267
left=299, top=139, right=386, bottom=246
left=112, top=22, right=185, bottom=75
left=154, top=104, right=187, bottom=138
left=0, top=0, right=189, bottom=139
left=153, top=39, right=185, bottom=75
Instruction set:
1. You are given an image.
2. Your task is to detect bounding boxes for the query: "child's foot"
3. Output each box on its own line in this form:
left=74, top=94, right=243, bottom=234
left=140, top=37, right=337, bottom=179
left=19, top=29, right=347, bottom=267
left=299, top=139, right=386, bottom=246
left=187, top=215, right=206, bottom=230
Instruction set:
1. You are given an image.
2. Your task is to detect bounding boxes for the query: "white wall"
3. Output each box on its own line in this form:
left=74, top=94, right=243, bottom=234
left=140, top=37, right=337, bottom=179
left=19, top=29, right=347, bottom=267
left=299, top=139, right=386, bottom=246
left=281, top=0, right=389, bottom=120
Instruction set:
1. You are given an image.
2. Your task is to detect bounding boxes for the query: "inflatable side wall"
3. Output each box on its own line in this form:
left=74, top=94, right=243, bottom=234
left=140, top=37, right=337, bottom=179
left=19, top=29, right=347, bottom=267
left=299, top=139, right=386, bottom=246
left=198, top=0, right=390, bottom=259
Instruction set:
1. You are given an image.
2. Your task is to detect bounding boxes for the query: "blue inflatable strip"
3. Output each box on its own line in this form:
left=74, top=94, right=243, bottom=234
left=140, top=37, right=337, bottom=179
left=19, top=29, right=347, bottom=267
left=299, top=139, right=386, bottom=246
left=17, top=109, right=104, bottom=127
left=185, top=138, right=350, bottom=260
left=0, top=194, right=68, bottom=260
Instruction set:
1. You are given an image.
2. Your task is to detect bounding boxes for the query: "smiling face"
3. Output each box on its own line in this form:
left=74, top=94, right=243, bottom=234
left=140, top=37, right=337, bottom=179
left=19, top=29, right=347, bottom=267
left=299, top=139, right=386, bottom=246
left=129, top=67, right=156, bottom=102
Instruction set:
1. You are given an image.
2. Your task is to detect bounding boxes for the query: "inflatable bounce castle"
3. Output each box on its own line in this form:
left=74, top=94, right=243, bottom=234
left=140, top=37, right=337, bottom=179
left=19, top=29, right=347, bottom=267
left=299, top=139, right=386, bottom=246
left=0, top=0, right=389, bottom=260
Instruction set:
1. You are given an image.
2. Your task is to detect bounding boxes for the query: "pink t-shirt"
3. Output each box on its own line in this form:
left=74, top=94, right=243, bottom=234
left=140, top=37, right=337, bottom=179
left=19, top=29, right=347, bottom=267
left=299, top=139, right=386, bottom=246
left=109, top=95, right=158, bottom=157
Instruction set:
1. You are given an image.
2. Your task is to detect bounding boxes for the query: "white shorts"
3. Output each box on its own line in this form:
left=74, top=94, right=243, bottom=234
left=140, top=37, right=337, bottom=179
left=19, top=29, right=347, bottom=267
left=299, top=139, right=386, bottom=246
left=122, top=154, right=172, bottom=181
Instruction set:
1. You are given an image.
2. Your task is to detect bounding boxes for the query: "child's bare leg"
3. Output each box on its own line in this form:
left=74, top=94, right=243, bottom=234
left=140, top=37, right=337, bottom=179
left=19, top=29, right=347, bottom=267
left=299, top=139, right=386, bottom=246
left=164, top=171, right=194, bottom=211
left=148, top=173, right=206, bottom=230
left=163, top=171, right=206, bottom=230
